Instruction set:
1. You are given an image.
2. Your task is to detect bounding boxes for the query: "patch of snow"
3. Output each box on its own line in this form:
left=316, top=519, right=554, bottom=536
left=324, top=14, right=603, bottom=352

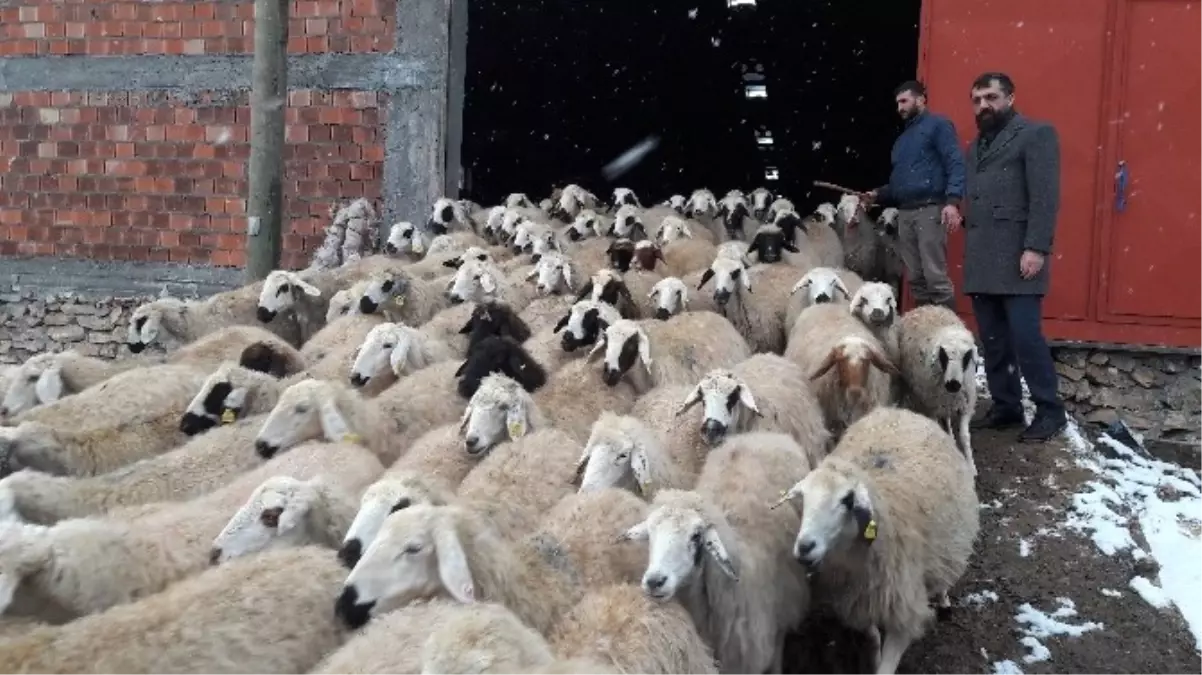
left=1101, top=588, right=1122, bottom=598
left=1130, top=575, right=1172, bottom=609
left=1019, top=636, right=1051, bottom=664
left=993, top=659, right=1024, bottom=674
left=1018, top=538, right=1032, bottom=557
left=962, top=589, right=1000, bottom=608
left=1061, top=429, right=1202, bottom=648
left=1015, top=597, right=1104, bottom=639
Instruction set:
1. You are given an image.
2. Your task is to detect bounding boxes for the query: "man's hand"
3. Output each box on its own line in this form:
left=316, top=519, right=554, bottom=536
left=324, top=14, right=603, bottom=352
left=940, top=204, right=963, bottom=233
left=1020, top=250, right=1045, bottom=280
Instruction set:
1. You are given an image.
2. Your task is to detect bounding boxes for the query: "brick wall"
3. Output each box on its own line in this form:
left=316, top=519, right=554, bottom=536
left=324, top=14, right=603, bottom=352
left=0, top=0, right=396, bottom=270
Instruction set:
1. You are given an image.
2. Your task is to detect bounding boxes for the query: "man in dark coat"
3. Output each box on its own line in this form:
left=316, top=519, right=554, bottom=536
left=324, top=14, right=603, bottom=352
left=864, top=80, right=966, bottom=310
left=963, top=72, right=1066, bottom=442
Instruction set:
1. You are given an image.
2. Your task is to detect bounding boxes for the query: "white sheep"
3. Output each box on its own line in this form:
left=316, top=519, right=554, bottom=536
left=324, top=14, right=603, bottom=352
left=337, top=423, right=481, bottom=567
left=749, top=186, right=774, bottom=221
left=716, top=190, right=756, bottom=240
left=662, top=194, right=687, bottom=214
left=0, top=440, right=382, bottom=621
left=0, top=546, right=350, bottom=673
left=354, top=267, right=455, bottom=326
left=448, top=257, right=535, bottom=308
left=254, top=269, right=336, bottom=342
left=210, top=474, right=362, bottom=563
left=348, top=321, right=455, bottom=393
left=646, top=276, right=692, bottom=320
left=0, top=413, right=269, bottom=525
left=419, top=601, right=562, bottom=674
left=897, top=305, right=980, bottom=474
left=584, top=312, right=750, bottom=395
left=178, top=361, right=300, bottom=435
left=785, top=303, right=899, bottom=435
left=786, top=266, right=865, bottom=331
left=127, top=287, right=304, bottom=354
left=694, top=256, right=806, bottom=353
left=677, top=354, right=831, bottom=466
left=2, top=363, right=212, bottom=477
left=576, top=409, right=699, bottom=499
left=2, top=350, right=146, bottom=419
left=526, top=250, right=581, bottom=296
left=655, top=214, right=716, bottom=245
left=551, top=583, right=719, bottom=674
left=849, top=281, right=902, bottom=361
left=617, top=431, right=813, bottom=674
left=298, top=312, right=388, bottom=388
left=777, top=406, right=980, bottom=675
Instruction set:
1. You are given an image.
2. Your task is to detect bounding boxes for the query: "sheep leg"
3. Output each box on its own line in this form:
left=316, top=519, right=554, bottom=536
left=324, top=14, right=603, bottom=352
left=875, top=629, right=912, bottom=675
left=865, top=625, right=882, bottom=673
left=767, top=637, right=786, bottom=674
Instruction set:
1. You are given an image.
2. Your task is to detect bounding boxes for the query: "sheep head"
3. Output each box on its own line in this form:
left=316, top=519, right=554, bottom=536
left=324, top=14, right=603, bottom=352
left=258, top=271, right=321, bottom=323
left=783, top=464, right=878, bottom=568
left=336, top=503, right=476, bottom=630
left=612, top=187, right=641, bottom=210
left=716, top=192, right=749, bottom=240
left=427, top=197, right=459, bottom=236
left=126, top=297, right=185, bottom=353
left=459, top=372, right=536, bottom=455
left=180, top=361, right=255, bottom=436
left=685, top=189, right=717, bottom=219
left=553, top=299, right=620, bottom=352
left=505, top=192, right=534, bottom=209
left=350, top=322, right=410, bottom=388
left=576, top=269, right=637, bottom=318
left=358, top=272, right=408, bottom=315
left=766, top=197, right=795, bottom=224
left=254, top=379, right=359, bottom=459
left=836, top=194, right=865, bottom=229
left=458, top=302, right=533, bottom=351
left=697, top=257, right=751, bottom=307
left=750, top=187, right=773, bottom=221
left=849, top=282, right=898, bottom=327
left=528, top=228, right=561, bottom=263
left=618, top=490, right=740, bottom=601
left=792, top=268, right=852, bottom=309
left=648, top=277, right=688, bottom=321
left=877, top=207, right=900, bottom=237
left=1, top=352, right=67, bottom=420
left=385, top=221, right=421, bottom=255
left=566, top=210, right=599, bottom=242
left=632, top=240, right=666, bottom=273
left=606, top=238, right=637, bottom=273
left=931, top=325, right=977, bottom=395
left=611, top=205, right=647, bottom=241
left=814, top=203, right=837, bottom=226
left=339, top=473, right=455, bottom=569
left=577, top=413, right=655, bottom=495
left=586, top=319, right=651, bottom=387
left=655, top=215, right=694, bottom=244
left=0, top=520, right=54, bottom=614
left=446, top=258, right=501, bottom=305
left=442, top=245, right=494, bottom=271
left=0, top=422, right=69, bottom=477
left=773, top=208, right=808, bottom=244
left=809, top=336, right=899, bottom=410
left=747, top=223, right=799, bottom=264
left=665, top=194, right=687, bottom=214
left=454, top=336, right=546, bottom=400
left=482, top=206, right=507, bottom=244
left=526, top=251, right=576, bottom=295
left=210, top=476, right=328, bottom=565
left=675, top=369, right=761, bottom=447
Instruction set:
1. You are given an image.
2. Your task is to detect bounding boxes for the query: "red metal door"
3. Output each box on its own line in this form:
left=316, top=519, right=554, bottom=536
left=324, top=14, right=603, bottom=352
left=1098, top=0, right=1201, bottom=323
left=917, top=0, right=1112, bottom=322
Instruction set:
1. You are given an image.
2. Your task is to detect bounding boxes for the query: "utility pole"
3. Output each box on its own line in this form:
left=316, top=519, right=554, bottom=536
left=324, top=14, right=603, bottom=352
left=245, top=0, right=289, bottom=282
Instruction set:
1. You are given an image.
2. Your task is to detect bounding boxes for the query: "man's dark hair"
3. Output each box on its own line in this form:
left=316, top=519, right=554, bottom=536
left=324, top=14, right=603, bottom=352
left=971, top=72, right=1015, bottom=96
left=893, top=80, right=926, bottom=98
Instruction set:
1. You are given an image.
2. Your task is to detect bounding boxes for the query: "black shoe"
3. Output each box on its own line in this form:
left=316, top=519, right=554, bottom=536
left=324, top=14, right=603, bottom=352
left=970, top=407, right=1025, bottom=431
left=1018, top=412, right=1068, bottom=443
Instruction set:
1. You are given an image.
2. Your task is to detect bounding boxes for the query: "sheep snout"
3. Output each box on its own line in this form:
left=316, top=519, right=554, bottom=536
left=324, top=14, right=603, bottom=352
left=427, top=220, right=448, bottom=236
left=338, top=540, right=363, bottom=569
left=643, top=572, right=669, bottom=599
left=255, top=439, right=279, bottom=459
left=209, top=547, right=223, bottom=566
left=127, top=340, right=146, bottom=354
left=654, top=307, right=670, bottom=320
left=944, top=380, right=962, bottom=393
left=256, top=306, right=276, bottom=322
left=349, top=373, right=369, bottom=388
left=359, top=296, right=379, bottom=314
left=179, top=411, right=216, bottom=436
left=700, top=419, right=727, bottom=446
left=335, top=585, right=376, bottom=629
left=602, top=367, right=623, bottom=387
left=712, top=289, right=732, bottom=306
left=793, top=538, right=819, bottom=567
left=815, top=292, right=831, bottom=304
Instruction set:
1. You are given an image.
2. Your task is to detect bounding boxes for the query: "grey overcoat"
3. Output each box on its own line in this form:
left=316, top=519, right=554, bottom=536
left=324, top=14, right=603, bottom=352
left=963, top=114, right=1061, bottom=295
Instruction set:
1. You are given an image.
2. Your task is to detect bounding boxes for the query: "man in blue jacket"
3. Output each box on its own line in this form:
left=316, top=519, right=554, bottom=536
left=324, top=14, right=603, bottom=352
left=864, top=80, right=966, bottom=311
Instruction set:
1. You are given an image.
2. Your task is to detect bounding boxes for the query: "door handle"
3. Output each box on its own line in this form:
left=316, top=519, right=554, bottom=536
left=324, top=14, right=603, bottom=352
left=1114, top=160, right=1129, bottom=213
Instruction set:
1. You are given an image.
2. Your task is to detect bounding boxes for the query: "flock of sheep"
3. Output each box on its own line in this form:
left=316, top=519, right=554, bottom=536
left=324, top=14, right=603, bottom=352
left=0, top=184, right=984, bottom=674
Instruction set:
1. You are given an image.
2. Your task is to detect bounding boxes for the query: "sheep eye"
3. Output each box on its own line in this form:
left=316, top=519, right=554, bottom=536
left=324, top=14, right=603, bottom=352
left=476, top=254, right=487, bottom=261
left=382, top=343, right=394, bottom=350
left=27, top=374, right=38, bottom=382
left=731, top=269, right=741, bottom=278
left=295, top=404, right=309, bottom=414
left=616, top=452, right=629, bottom=463
left=403, top=543, right=422, bottom=555
left=260, top=508, right=282, bottom=528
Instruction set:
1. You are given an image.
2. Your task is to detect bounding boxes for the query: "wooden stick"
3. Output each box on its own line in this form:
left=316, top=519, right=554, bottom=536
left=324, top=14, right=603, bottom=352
left=812, top=180, right=866, bottom=196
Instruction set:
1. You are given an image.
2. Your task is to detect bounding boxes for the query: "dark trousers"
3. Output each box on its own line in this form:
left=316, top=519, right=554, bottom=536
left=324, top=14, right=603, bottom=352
left=970, top=293, right=1064, bottom=418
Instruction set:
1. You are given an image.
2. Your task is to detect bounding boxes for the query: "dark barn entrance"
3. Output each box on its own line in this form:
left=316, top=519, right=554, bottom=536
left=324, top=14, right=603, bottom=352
left=460, top=0, right=922, bottom=212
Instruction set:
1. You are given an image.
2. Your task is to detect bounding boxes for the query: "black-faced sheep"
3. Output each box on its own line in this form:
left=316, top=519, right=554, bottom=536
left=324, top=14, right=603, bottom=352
left=695, top=256, right=806, bottom=354
left=777, top=406, right=979, bottom=675
left=455, top=335, right=548, bottom=399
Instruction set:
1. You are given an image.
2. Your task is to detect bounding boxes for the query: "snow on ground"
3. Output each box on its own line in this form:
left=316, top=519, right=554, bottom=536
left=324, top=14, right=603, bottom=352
left=961, top=589, right=1000, bottom=609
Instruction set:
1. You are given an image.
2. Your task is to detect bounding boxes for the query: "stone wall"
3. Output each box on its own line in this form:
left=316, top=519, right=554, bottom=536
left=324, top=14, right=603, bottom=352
left=0, top=288, right=162, bottom=365
left=1053, top=346, right=1201, bottom=444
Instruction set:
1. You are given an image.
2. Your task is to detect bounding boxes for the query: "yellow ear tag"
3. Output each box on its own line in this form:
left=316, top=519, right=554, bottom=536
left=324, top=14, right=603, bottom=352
left=393, top=296, right=405, bottom=307
left=411, top=240, right=424, bottom=254
left=220, top=409, right=236, bottom=424
left=507, top=420, right=525, bottom=440
left=640, top=478, right=654, bottom=495
left=863, top=519, right=878, bottom=541
left=342, top=433, right=363, bottom=445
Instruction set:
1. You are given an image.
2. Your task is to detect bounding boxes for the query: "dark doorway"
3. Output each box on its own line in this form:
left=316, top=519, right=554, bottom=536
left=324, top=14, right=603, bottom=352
left=460, top=0, right=922, bottom=212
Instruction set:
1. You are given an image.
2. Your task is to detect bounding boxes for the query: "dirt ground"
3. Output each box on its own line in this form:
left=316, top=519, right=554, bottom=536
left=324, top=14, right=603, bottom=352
left=783, top=424, right=1202, bottom=674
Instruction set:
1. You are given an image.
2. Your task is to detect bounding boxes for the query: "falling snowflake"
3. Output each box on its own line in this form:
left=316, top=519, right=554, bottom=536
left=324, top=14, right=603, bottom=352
left=688, top=8, right=698, bottom=18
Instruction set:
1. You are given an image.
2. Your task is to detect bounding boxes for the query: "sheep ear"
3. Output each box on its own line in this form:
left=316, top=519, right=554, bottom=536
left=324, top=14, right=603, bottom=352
left=748, top=233, right=763, bottom=253
left=318, top=392, right=355, bottom=443
left=457, top=319, right=474, bottom=335
left=614, top=520, right=649, bottom=544
left=585, top=336, right=607, bottom=363
left=637, top=329, right=652, bottom=367
left=296, top=279, right=322, bottom=297
left=849, top=290, right=867, bottom=314
left=458, top=405, right=472, bottom=434
left=810, top=348, right=840, bottom=380
left=553, top=313, right=570, bottom=334
left=675, top=384, right=703, bottom=417
left=562, top=263, right=575, bottom=291
left=736, top=384, right=762, bottom=417
left=681, top=223, right=693, bottom=238
left=224, top=386, right=250, bottom=417
left=868, top=344, right=900, bottom=376
left=434, top=519, right=476, bottom=603
left=739, top=266, right=753, bottom=292
left=703, top=525, right=739, bottom=580
left=679, top=286, right=689, bottom=309
left=389, top=341, right=411, bottom=376
left=34, top=365, right=64, bottom=404
left=505, top=401, right=528, bottom=440
left=790, top=278, right=810, bottom=296
left=834, top=277, right=851, bottom=300
left=848, top=484, right=877, bottom=543
left=524, top=266, right=539, bottom=280
left=572, top=446, right=590, bottom=486
left=575, top=281, right=594, bottom=302
left=697, top=269, right=714, bottom=290
left=630, top=444, right=653, bottom=495
left=453, top=360, right=468, bottom=377
left=647, top=285, right=660, bottom=299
